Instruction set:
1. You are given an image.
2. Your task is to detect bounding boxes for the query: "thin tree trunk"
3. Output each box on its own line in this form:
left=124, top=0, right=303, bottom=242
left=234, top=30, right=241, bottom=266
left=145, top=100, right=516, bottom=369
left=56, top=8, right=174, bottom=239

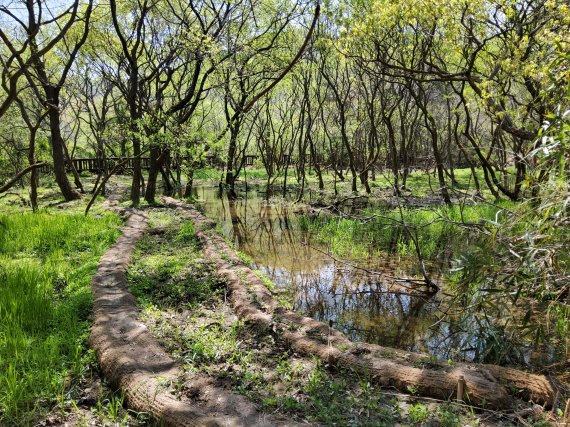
left=62, top=139, right=85, bottom=193
left=0, top=162, right=46, bottom=194
left=184, top=169, right=194, bottom=198
left=130, top=135, right=142, bottom=205
left=28, top=128, right=39, bottom=211
left=225, top=127, right=239, bottom=198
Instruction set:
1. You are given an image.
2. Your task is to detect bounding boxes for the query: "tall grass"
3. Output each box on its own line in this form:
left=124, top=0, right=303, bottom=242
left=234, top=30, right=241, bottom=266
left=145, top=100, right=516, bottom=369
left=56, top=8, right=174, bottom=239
left=301, top=202, right=514, bottom=262
left=0, top=211, right=120, bottom=425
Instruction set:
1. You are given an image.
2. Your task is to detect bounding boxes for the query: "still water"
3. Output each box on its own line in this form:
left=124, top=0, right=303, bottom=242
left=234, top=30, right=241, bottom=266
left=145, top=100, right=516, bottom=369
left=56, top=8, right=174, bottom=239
left=194, top=185, right=559, bottom=366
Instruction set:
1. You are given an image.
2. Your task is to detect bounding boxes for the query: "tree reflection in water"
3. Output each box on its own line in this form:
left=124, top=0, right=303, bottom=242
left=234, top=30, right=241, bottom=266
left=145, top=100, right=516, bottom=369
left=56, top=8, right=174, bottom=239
left=193, top=185, right=559, bottom=367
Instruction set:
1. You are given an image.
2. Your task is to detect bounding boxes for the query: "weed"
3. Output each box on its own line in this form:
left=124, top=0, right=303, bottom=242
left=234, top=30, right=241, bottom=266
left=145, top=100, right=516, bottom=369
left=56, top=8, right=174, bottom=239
left=95, top=390, right=129, bottom=425
left=237, top=250, right=254, bottom=266
left=408, top=403, right=429, bottom=424
left=437, top=404, right=461, bottom=427
left=406, top=385, right=419, bottom=395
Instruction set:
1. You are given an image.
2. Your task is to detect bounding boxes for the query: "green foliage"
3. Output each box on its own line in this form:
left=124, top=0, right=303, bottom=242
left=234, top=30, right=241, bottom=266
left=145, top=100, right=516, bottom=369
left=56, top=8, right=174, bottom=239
left=407, top=403, right=429, bottom=424
left=302, top=364, right=395, bottom=425
left=192, top=167, right=221, bottom=180
left=450, top=98, right=570, bottom=364
left=95, top=391, right=128, bottom=425
left=128, top=218, right=219, bottom=308
left=437, top=404, right=461, bottom=427
left=0, top=211, right=120, bottom=425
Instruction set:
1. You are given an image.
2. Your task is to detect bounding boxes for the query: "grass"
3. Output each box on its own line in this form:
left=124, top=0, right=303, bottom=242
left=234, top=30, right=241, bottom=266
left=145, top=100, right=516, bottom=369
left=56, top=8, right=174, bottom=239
left=0, top=210, right=121, bottom=425
left=300, top=201, right=515, bottom=263
left=128, top=211, right=221, bottom=309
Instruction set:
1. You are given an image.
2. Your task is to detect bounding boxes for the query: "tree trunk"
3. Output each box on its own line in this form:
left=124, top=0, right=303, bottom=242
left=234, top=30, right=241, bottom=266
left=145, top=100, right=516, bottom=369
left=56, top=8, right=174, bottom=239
left=225, top=129, right=239, bottom=198
left=384, top=114, right=401, bottom=196
left=426, top=122, right=450, bottom=203
left=413, top=93, right=450, bottom=203
left=160, top=165, right=173, bottom=196
left=145, top=146, right=161, bottom=204
left=453, top=113, right=481, bottom=195
left=359, top=170, right=371, bottom=194
left=62, top=139, right=85, bottom=193
left=340, top=113, right=358, bottom=193
left=45, top=86, right=81, bottom=201
left=130, top=137, right=142, bottom=205
left=184, top=169, right=194, bottom=198
left=28, top=128, right=39, bottom=211
left=308, top=135, right=323, bottom=190
left=0, top=163, right=46, bottom=194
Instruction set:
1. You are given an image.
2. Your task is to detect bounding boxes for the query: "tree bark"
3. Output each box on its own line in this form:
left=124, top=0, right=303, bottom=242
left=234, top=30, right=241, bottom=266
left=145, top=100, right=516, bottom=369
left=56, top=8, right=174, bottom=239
left=225, top=128, right=239, bottom=198
left=44, top=86, right=81, bottom=201
left=145, top=146, right=161, bottom=203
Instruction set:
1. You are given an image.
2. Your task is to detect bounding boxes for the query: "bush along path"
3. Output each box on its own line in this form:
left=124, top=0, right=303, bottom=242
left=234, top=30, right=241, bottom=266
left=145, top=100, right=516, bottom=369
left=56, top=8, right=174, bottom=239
left=160, top=196, right=557, bottom=412
left=90, top=190, right=299, bottom=426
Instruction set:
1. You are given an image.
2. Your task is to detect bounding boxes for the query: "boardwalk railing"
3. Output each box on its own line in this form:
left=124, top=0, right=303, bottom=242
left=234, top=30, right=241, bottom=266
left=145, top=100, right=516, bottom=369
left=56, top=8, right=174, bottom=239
left=39, top=154, right=256, bottom=174
left=64, top=157, right=152, bottom=173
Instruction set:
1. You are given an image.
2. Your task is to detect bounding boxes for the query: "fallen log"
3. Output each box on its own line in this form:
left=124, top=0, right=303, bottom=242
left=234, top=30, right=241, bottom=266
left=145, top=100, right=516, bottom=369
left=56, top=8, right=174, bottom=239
left=162, top=196, right=556, bottom=410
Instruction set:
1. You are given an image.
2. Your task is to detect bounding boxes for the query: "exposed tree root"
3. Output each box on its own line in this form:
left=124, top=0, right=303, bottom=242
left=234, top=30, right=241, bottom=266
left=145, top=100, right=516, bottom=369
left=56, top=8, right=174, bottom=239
left=90, top=192, right=301, bottom=426
left=162, top=196, right=556, bottom=410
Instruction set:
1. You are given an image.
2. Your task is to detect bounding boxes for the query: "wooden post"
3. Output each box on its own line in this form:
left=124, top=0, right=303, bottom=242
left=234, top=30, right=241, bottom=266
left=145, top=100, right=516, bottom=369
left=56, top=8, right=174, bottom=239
left=456, top=375, right=465, bottom=402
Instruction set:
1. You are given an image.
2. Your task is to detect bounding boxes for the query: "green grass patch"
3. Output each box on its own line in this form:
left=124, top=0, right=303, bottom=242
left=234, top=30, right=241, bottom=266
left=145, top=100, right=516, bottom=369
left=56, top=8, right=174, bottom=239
left=0, top=210, right=121, bottom=425
left=192, top=167, right=222, bottom=180
left=128, top=210, right=220, bottom=309
left=301, top=202, right=514, bottom=262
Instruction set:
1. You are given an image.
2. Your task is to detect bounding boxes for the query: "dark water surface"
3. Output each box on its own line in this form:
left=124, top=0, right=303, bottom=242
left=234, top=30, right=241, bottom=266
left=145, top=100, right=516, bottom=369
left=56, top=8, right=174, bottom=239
left=194, top=185, right=560, bottom=367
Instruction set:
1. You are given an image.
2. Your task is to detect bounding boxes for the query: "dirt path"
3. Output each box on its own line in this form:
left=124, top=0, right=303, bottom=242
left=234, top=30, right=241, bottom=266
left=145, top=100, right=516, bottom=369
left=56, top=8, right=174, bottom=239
left=161, top=196, right=556, bottom=411
left=90, top=190, right=300, bottom=426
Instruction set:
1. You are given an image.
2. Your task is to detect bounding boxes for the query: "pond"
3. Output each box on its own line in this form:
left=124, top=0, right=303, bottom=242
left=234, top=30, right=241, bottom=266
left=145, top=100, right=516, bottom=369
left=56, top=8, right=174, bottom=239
left=194, top=185, right=562, bottom=368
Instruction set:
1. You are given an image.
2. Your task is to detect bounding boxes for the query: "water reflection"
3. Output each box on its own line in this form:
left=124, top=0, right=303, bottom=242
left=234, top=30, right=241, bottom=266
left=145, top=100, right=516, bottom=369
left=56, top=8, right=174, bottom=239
left=194, top=185, right=562, bottom=367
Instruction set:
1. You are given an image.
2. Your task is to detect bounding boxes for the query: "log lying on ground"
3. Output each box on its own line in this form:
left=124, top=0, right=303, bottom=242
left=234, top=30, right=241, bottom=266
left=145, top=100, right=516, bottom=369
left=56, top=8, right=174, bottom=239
left=91, top=191, right=301, bottom=426
left=162, top=196, right=556, bottom=410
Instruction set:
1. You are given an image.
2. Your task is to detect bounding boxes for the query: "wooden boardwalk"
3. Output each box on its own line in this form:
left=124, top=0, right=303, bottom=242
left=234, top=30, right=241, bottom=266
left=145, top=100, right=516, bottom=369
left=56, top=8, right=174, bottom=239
left=39, top=155, right=259, bottom=174
left=71, top=157, right=151, bottom=172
